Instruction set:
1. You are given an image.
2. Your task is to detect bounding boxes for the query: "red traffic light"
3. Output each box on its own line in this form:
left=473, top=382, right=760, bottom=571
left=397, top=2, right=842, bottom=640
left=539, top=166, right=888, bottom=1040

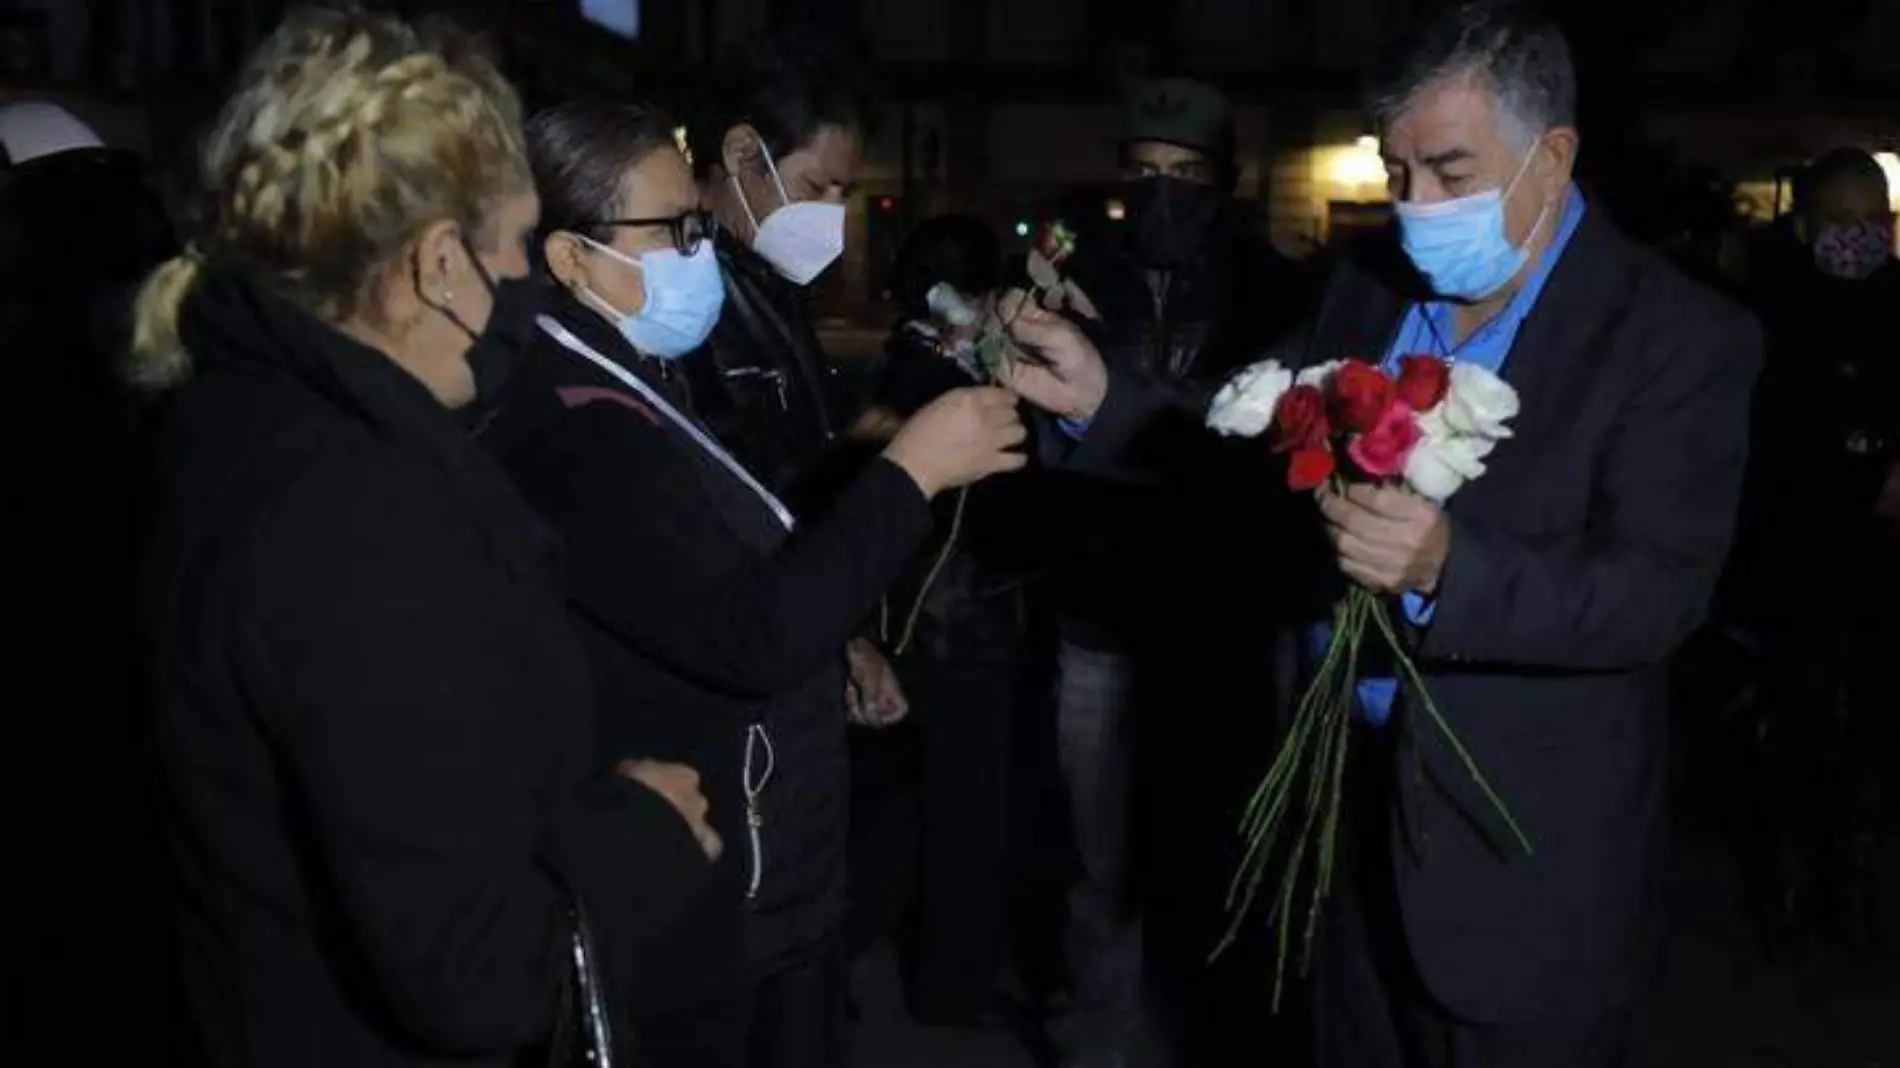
left=877, top=196, right=896, bottom=211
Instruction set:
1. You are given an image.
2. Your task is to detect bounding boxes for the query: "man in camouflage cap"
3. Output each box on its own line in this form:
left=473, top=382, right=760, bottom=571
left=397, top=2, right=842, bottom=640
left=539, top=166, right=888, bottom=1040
left=1041, top=73, right=1313, bottom=1068
left=1118, top=76, right=1237, bottom=267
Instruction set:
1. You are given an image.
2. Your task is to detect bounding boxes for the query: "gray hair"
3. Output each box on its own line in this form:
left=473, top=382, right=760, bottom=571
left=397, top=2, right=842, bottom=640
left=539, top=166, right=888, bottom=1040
left=1370, top=1, right=1576, bottom=153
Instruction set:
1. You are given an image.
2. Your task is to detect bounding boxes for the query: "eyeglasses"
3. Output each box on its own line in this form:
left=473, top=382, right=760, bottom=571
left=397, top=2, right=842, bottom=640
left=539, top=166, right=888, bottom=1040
left=592, top=209, right=717, bottom=255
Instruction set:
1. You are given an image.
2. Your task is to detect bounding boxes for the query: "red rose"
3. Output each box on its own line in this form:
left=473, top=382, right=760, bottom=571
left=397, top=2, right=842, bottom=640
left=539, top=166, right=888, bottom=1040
left=1287, top=446, right=1338, bottom=491
left=1330, top=359, right=1397, bottom=434
left=1035, top=221, right=1078, bottom=267
left=1395, top=355, right=1451, bottom=411
left=1271, top=384, right=1330, bottom=453
left=1346, top=400, right=1423, bottom=479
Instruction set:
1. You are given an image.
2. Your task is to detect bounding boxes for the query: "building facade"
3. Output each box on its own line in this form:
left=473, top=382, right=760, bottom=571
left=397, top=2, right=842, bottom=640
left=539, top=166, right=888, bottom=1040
left=15, top=0, right=1900, bottom=318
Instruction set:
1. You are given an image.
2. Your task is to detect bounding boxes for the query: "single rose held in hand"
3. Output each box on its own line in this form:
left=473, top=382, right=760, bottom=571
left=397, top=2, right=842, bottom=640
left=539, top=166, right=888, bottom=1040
left=1202, top=354, right=1532, bottom=1010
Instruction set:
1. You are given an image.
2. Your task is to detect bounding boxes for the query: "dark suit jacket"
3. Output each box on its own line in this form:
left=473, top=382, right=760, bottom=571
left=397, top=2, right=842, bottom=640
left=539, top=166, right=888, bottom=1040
left=1074, top=208, right=1761, bottom=1023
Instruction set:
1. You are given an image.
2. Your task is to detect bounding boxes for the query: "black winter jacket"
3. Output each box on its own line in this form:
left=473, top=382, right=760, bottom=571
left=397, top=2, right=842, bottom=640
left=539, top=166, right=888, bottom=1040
left=1030, top=220, right=1315, bottom=651
left=682, top=233, right=850, bottom=509
left=480, top=293, right=934, bottom=1013
left=143, top=268, right=709, bottom=1068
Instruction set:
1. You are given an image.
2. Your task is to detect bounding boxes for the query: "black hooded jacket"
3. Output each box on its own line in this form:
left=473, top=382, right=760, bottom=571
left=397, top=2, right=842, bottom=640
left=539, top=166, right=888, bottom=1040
left=1032, top=209, right=1317, bottom=651
left=142, top=268, right=710, bottom=1067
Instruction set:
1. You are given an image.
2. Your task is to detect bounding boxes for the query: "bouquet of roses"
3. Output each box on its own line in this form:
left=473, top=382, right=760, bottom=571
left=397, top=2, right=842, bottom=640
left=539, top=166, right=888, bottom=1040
left=1205, top=354, right=1534, bottom=1008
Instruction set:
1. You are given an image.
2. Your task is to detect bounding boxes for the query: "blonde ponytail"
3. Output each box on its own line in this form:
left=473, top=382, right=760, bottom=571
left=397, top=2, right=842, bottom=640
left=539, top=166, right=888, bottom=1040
left=128, top=249, right=205, bottom=391
left=128, top=8, right=529, bottom=391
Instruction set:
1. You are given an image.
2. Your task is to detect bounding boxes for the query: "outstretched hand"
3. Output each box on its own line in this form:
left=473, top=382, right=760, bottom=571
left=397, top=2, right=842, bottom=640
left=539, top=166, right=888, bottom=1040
left=990, top=290, right=1109, bottom=423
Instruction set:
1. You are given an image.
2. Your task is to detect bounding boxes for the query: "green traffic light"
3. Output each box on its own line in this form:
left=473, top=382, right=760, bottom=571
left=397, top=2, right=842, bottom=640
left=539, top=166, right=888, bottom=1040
left=1014, top=221, right=1031, bottom=237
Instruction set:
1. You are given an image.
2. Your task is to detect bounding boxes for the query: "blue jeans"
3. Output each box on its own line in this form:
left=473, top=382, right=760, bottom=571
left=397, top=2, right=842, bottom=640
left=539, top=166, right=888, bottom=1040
left=1051, top=641, right=1142, bottom=1065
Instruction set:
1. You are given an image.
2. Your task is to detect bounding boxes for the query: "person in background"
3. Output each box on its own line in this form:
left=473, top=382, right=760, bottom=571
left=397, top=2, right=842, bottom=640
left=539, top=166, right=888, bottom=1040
left=484, top=102, right=1027, bottom=1068
left=1727, top=146, right=1900, bottom=960
left=684, top=22, right=912, bottom=806
left=1032, top=76, right=1313, bottom=1068
left=130, top=15, right=718, bottom=1067
left=841, top=214, right=1051, bottom=1028
left=685, top=22, right=874, bottom=501
left=0, top=101, right=184, bottom=1063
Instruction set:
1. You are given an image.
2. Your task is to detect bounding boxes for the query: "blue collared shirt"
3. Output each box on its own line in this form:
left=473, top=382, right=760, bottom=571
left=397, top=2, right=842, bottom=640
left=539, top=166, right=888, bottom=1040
left=1351, top=184, right=1587, bottom=726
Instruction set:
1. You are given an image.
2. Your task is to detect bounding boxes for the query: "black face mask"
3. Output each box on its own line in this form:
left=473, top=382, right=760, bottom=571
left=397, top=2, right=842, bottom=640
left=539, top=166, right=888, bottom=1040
left=433, top=235, right=541, bottom=408
left=1123, top=175, right=1228, bottom=269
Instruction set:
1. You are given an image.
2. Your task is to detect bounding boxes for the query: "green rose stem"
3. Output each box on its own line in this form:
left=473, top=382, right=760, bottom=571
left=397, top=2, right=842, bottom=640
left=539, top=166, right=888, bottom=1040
left=890, top=486, right=969, bottom=656
left=1304, top=590, right=1363, bottom=967
left=894, top=278, right=1050, bottom=656
left=1367, top=605, right=1533, bottom=857
left=1213, top=519, right=1531, bottom=1012
left=1213, top=594, right=1349, bottom=976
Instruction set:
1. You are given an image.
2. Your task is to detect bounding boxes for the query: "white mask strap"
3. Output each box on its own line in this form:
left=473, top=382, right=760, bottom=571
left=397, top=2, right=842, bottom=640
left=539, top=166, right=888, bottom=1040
left=578, top=233, right=645, bottom=272
left=1501, top=141, right=1539, bottom=200
left=1501, top=142, right=1553, bottom=251
left=571, top=235, right=641, bottom=320
left=578, top=283, right=631, bottom=322
left=732, top=173, right=762, bottom=233
left=722, top=139, right=790, bottom=236
left=758, top=141, right=794, bottom=208
left=732, top=140, right=794, bottom=236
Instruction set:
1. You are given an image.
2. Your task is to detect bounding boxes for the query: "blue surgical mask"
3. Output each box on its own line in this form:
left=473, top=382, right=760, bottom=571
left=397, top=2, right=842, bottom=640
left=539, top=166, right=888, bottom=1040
left=577, top=236, right=725, bottom=359
left=1395, top=150, right=1551, bottom=301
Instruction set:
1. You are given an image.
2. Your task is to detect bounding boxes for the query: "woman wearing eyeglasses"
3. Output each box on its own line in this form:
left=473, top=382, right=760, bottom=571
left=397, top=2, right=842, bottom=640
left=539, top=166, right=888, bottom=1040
left=479, top=100, right=1027, bottom=1068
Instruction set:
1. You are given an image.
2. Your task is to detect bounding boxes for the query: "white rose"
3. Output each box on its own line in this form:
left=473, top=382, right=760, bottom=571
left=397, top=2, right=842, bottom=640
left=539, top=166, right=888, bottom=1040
left=1404, top=428, right=1495, bottom=501
left=925, top=282, right=978, bottom=327
left=1207, top=359, right=1293, bottom=438
left=1441, top=362, right=1520, bottom=439
left=1295, top=360, right=1341, bottom=388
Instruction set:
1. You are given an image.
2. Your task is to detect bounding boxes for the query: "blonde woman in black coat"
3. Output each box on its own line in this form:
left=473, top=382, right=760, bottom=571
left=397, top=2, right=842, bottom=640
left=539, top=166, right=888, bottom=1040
left=133, top=12, right=718, bottom=1066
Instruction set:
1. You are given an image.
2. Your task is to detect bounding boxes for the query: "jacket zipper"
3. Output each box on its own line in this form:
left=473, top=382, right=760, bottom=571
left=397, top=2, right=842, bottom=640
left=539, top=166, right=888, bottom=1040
left=742, top=723, right=775, bottom=900
left=720, top=365, right=790, bottom=411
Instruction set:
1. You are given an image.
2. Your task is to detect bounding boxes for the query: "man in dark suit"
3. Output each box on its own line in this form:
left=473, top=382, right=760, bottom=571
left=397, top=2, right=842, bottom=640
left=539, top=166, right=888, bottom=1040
left=997, top=4, right=1761, bottom=1065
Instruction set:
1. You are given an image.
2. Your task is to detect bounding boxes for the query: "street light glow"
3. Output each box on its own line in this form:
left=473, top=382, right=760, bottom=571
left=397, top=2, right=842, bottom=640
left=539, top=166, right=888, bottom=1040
left=1876, top=152, right=1900, bottom=210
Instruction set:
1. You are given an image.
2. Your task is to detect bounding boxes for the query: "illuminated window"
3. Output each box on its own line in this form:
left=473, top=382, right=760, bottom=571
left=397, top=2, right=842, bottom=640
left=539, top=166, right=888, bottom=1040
left=1323, top=136, right=1386, bottom=194
left=580, top=0, right=640, bottom=40
left=1876, top=152, right=1900, bottom=211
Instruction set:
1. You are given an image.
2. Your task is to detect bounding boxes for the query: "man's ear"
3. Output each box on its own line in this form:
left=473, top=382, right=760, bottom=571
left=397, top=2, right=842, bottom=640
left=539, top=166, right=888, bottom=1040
left=722, top=123, right=763, bottom=179
left=1539, top=126, right=1579, bottom=197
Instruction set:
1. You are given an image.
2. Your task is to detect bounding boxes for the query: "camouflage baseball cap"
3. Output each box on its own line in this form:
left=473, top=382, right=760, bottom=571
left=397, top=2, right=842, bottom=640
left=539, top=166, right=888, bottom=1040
left=1121, top=77, right=1235, bottom=164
